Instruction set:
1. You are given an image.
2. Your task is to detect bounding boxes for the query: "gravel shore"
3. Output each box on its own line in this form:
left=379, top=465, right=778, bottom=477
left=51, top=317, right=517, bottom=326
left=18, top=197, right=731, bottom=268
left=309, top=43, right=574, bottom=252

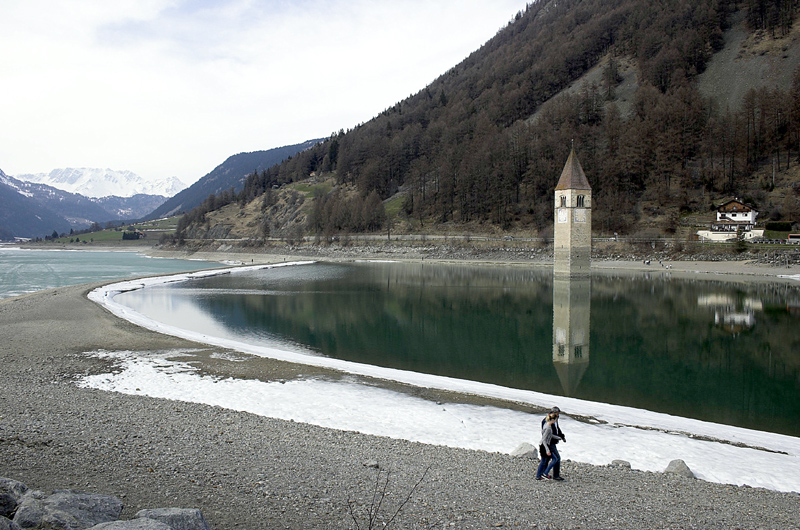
left=2, top=254, right=800, bottom=529
left=146, top=240, right=800, bottom=279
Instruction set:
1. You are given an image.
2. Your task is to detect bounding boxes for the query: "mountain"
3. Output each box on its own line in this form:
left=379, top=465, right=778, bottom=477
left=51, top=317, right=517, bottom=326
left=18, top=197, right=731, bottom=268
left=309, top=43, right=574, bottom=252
left=7, top=177, right=119, bottom=225
left=16, top=168, right=186, bottom=199
left=696, top=9, right=800, bottom=110
left=0, top=169, right=169, bottom=238
left=94, top=195, right=172, bottom=220
left=2, top=139, right=323, bottom=236
left=180, top=0, right=800, bottom=241
left=0, top=169, right=73, bottom=239
left=145, top=139, right=322, bottom=220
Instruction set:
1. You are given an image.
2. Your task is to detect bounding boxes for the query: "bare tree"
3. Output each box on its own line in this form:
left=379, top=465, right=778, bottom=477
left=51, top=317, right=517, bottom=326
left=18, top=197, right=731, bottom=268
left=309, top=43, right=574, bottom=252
left=347, top=466, right=430, bottom=530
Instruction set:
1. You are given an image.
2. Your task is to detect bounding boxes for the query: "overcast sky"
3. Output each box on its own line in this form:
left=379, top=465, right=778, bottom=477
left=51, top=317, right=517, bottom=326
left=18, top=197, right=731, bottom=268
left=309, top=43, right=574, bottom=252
left=1, top=0, right=526, bottom=185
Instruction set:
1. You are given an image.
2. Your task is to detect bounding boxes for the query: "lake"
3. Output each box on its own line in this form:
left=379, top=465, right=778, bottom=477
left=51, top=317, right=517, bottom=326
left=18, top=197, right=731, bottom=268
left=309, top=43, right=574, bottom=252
left=114, top=261, right=800, bottom=437
left=0, top=246, right=213, bottom=299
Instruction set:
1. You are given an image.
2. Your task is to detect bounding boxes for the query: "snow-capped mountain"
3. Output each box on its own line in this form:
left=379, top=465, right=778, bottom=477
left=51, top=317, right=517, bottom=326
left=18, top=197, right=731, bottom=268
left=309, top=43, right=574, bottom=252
left=16, top=168, right=186, bottom=198
left=1, top=167, right=175, bottom=239
left=1, top=168, right=74, bottom=238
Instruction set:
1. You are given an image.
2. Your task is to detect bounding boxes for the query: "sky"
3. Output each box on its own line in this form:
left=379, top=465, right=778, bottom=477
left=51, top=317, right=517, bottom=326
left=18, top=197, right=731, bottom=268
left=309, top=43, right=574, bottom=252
left=84, top=263, right=800, bottom=495
left=0, top=0, right=526, bottom=185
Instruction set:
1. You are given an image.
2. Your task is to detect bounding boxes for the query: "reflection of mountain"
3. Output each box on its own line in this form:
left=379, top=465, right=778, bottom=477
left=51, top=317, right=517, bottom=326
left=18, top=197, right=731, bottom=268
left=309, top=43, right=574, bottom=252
left=552, top=276, right=591, bottom=396
left=185, top=263, right=564, bottom=394
left=587, top=274, right=800, bottom=371
left=154, top=263, right=800, bottom=436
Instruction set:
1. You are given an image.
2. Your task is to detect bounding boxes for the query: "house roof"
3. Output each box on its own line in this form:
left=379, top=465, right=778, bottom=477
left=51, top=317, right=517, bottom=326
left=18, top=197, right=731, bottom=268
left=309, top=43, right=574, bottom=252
left=555, top=147, right=591, bottom=191
left=717, top=199, right=754, bottom=213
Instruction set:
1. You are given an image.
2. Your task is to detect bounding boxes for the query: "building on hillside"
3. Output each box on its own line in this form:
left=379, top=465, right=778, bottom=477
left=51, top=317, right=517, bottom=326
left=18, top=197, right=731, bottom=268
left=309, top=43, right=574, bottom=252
left=697, top=199, right=764, bottom=242
left=553, top=148, right=592, bottom=277
left=715, top=199, right=758, bottom=231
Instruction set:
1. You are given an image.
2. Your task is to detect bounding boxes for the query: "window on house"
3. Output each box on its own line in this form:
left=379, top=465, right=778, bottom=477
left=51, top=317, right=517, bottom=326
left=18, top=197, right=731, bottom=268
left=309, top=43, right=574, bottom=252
left=577, top=195, right=585, bottom=208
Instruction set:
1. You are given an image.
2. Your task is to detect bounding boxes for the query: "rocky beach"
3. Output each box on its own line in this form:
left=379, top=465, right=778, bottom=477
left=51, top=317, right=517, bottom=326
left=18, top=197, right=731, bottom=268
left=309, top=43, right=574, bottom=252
left=2, top=245, right=800, bottom=529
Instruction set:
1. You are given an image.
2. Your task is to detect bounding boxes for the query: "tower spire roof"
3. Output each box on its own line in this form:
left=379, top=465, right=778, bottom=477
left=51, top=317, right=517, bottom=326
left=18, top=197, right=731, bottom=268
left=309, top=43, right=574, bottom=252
left=555, top=147, right=591, bottom=191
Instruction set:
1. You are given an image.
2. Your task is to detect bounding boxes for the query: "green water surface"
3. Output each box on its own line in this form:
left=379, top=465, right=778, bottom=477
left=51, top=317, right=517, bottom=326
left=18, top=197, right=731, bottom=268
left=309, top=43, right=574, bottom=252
left=116, top=261, right=800, bottom=436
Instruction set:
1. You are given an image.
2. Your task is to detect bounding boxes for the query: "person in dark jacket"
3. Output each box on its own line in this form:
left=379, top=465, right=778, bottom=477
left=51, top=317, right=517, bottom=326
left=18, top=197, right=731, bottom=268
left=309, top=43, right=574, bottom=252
left=535, top=413, right=561, bottom=479
left=539, top=407, right=566, bottom=481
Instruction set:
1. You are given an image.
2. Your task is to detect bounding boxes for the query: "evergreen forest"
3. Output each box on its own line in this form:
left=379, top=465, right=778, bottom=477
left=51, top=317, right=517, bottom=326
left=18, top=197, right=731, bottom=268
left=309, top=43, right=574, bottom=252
left=178, top=0, right=800, bottom=241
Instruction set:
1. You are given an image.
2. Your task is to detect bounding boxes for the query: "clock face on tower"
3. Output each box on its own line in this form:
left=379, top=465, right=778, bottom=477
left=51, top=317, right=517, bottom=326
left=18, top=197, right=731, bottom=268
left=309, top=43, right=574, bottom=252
left=557, top=208, right=568, bottom=223
left=574, top=208, right=586, bottom=223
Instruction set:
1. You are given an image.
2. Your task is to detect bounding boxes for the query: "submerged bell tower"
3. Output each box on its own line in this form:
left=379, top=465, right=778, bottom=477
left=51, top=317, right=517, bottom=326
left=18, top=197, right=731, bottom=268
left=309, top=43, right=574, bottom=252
left=553, top=147, right=592, bottom=278
left=552, top=147, right=592, bottom=395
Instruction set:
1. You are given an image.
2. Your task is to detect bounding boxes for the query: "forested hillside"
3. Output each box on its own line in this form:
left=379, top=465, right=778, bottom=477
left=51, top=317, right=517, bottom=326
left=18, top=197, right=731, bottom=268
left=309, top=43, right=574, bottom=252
left=147, top=140, right=321, bottom=221
left=178, top=0, right=800, bottom=242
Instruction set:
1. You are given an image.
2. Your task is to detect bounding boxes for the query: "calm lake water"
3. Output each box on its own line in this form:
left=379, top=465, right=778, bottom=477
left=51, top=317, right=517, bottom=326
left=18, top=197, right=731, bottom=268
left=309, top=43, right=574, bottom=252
left=0, top=247, right=212, bottom=299
left=116, top=261, right=800, bottom=437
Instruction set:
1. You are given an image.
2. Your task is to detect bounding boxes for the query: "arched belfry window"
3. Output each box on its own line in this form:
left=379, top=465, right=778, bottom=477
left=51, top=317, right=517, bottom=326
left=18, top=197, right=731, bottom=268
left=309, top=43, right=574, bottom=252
left=577, top=195, right=585, bottom=208
left=560, top=196, right=567, bottom=207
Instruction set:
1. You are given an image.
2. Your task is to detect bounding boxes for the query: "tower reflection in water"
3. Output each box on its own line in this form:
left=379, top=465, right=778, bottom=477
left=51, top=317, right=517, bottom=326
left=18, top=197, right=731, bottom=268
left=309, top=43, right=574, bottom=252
left=552, top=275, right=591, bottom=396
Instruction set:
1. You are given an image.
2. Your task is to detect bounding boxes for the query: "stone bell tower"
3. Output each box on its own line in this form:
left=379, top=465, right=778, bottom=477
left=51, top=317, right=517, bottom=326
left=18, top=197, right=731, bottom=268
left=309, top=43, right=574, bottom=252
left=553, top=147, right=592, bottom=278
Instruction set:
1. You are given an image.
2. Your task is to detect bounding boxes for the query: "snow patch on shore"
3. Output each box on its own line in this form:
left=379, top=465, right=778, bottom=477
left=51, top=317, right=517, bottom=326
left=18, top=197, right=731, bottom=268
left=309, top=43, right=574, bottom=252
left=78, top=347, right=800, bottom=493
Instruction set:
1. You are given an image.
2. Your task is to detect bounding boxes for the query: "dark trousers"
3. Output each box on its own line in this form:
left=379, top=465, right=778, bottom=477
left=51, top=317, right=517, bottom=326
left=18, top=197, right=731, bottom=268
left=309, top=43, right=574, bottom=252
left=538, top=444, right=561, bottom=477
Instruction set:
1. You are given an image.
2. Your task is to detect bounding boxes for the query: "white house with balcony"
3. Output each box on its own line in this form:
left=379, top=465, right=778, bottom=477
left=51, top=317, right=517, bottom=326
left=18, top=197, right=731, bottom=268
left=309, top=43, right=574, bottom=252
left=697, top=199, right=764, bottom=242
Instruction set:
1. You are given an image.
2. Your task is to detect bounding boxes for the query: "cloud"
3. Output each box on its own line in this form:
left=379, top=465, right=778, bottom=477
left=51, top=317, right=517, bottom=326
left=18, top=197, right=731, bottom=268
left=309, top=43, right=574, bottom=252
left=0, top=0, right=525, bottom=183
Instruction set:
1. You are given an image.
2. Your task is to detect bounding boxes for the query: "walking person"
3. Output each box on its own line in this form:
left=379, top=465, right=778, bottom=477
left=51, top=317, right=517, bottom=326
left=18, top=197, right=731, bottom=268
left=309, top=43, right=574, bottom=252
left=540, top=406, right=566, bottom=480
left=535, top=412, right=562, bottom=480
